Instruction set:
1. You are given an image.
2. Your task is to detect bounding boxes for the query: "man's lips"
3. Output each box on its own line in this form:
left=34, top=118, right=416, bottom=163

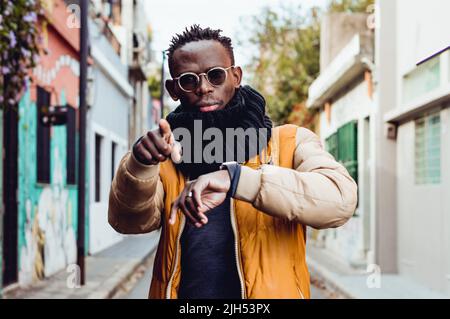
left=197, top=103, right=222, bottom=112
left=199, top=104, right=220, bottom=112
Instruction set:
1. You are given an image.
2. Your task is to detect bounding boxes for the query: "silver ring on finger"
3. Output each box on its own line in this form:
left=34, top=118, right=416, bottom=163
left=186, top=191, right=193, bottom=198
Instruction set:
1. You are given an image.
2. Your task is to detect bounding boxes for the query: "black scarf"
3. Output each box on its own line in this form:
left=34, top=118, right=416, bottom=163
left=166, top=85, right=273, bottom=179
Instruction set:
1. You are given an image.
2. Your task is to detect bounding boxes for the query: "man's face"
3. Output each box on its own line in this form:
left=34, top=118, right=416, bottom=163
left=166, top=40, right=242, bottom=112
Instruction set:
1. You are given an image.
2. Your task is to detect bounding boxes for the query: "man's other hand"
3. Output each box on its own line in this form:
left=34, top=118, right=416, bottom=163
left=169, top=170, right=231, bottom=228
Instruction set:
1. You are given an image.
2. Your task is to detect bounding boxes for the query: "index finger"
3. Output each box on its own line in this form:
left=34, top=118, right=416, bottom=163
left=159, top=119, right=172, bottom=139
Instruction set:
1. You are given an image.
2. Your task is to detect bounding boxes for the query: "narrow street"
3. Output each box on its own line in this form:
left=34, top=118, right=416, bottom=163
left=113, top=256, right=339, bottom=299
left=113, top=253, right=156, bottom=299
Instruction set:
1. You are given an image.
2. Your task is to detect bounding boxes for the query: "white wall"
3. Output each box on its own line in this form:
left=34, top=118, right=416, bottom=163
left=320, top=80, right=372, bottom=139
left=396, top=0, right=450, bottom=108
left=396, top=107, right=450, bottom=295
left=88, top=21, right=132, bottom=254
left=89, top=123, right=127, bottom=254
left=396, top=0, right=450, bottom=76
left=393, top=0, right=450, bottom=295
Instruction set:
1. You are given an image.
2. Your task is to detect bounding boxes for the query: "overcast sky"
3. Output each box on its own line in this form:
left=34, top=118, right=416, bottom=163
left=144, top=0, right=328, bottom=67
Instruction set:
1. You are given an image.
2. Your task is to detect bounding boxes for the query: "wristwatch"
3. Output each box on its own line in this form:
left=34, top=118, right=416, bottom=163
left=220, top=161, right=241, bottom=198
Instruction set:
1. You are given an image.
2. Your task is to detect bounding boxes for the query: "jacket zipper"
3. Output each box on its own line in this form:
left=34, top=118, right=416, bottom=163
left=297, top=286, right=305, bottom=299
left=230, top=198, right=247, bottom=299
left=165, top=214, right=185, bottom=299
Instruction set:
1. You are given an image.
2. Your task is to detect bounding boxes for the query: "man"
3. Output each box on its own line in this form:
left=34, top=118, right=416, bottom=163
left=108, top=25, right=357, bottom=299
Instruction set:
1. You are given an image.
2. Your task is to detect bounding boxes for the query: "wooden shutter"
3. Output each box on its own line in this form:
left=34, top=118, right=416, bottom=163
left=325, top=132, right=339, bottom=160
left=337, top=120, right=358, bottom=184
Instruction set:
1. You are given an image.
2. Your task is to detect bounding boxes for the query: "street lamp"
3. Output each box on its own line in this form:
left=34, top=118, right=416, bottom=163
left=160, top=50, right=166, bottom=118
left=77, top=0, right=88, bottom=286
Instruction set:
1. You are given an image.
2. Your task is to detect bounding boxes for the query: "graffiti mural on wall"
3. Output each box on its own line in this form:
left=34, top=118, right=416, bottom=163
left=18, top=85, right=78, bottom=286
left=0, top=0, right=84, bottom=287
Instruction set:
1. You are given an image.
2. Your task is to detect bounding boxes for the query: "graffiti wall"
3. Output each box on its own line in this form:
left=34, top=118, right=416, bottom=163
left=17, top=1, right=82, bottom=285
left=17, top=88, right=78, bottom=285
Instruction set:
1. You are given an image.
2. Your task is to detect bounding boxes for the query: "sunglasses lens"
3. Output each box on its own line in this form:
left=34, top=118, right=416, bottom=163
left=179, top=74, right=198, bottom=91
left=207, top=68, right=227, bottom=86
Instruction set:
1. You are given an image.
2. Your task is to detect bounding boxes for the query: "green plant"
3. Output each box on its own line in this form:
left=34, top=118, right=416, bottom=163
left=147, top=68, right=162, bottom=100
left=0, top=0, right=44, bottom=111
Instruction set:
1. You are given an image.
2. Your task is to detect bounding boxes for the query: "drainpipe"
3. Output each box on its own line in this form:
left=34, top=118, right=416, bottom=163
left=77, top=0, right=88, bottom=286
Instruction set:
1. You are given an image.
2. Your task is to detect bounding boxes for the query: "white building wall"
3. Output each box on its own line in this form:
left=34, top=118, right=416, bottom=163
left=320, top=80, right=372, bottom=139
left=89, top=122, right=128, bottom=254
left=394, top=0, right=450, bottom=295
left=396, top=0, right=450, bottom=92
left=443, top=107, right=450, bottom=296
left=88, top=19, right=133, bottom=255
left=396, top=107, right=450, bottom=295
left=317, top=79, right=374, bottom=267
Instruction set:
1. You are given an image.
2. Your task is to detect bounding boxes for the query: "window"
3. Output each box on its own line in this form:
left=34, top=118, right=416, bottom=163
left=415, top=112, right=441, bottom=185
left=448, top=51, right=450, bottom=84
left=37, top=86, right=51, bottom=184
left=95, top=133, right=103, bottom=202
left=111, top=141, right=117, bottom=182
left=325, top=120, right=358, bottom=184
left=66, top=106, right=77, bottom=185
left=403, top=56, right=441, bottom=104
left=337, top=121, right=358, bottom=184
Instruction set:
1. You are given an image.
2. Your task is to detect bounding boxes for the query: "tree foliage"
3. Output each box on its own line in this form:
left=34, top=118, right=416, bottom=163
left=240, top=4, right=321, bottom=125
left=0, top=0, right=44, bottom=111
left=328, top=0, right=375, bottom=13
left=241, top=0, right=374, bottom=127
left=147, top=68, right=162, bottom=100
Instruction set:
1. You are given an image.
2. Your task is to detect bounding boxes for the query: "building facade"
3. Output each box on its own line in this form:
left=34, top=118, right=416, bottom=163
left=2, top=0, right=82, bottom=289
left=308, top=0, right=450, bottom=297
left=307, top=13, right=375, bottom=269
left=87, top=1, right=133, bottom=254
left=87, top=0, right=158, bottom=252
left=1, top=0, right=159, bottom=294
left=380, top=0, right=450, bottom=296
left=112, top=0, right=154, bottom=146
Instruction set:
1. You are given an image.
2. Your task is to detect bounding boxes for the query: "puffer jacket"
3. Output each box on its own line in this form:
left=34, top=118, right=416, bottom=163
left=108, top=124, right=358, bottom=299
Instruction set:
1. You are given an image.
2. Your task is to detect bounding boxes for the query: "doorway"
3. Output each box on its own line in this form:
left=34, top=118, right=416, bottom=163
left=2, top=106, right=19, bottom=287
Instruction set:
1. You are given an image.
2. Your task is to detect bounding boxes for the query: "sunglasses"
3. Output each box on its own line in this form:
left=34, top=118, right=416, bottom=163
left=173, top=66, right=235, bottom=93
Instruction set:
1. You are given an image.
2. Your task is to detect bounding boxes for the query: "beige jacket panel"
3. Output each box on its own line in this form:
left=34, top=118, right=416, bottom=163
left=108, top=152, right=164, bottom=234
left=235, top=127, right=358, bottom=229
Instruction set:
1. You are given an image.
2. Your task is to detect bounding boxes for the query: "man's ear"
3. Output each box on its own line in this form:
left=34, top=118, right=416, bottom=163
left=231, top=66, right=243, bottom=88
left=165, top=79, right=179, bottom=101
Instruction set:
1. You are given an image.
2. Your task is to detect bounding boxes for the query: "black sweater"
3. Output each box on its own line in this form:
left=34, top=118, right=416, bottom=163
left=178, top=197, right=241, bottom=299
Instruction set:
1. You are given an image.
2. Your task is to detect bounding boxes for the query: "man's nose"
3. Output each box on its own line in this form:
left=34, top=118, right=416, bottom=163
left=196, top=74, right=213, bottom=95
